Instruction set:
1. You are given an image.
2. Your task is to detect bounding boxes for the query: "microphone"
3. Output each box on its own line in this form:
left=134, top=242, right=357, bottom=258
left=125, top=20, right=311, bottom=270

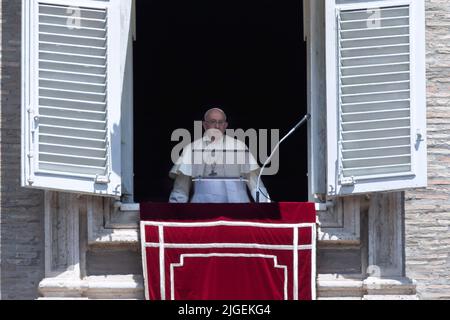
left=256, top=113, right=311, bottom=203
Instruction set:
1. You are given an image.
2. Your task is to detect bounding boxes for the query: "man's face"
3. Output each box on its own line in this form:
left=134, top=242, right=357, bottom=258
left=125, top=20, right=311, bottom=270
left=203, top=110, right=228, bottom=137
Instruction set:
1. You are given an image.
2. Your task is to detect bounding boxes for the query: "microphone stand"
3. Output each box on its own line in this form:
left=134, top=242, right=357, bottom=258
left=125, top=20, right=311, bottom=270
left=256, top=113, right=311, bottom=203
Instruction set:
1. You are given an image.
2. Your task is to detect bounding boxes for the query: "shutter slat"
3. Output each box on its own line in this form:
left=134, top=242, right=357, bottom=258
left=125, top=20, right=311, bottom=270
left=341, top=26, right=409, bottom=39
left=343, top=164, right=412, bottom=177
left=341, top=41, right=409, bottom=51
left=39, top=88, right=106, bottom=103
left=40, top=51, right=106, bottom=66
left=343, top=144, right=411, bottom=153
left=342, top=109, right=410, bottom=122
left=39, top=58, right=106, bottom=69
left=343, top=145, right=411, bottom=159
left=39, top=152, right=106, bottom=168
left=39, top=162, right=106, bottom=176
left=342, top=136, right=410, bottom=149
left=39, top=60, right=106, bottom=75
left=342, top=53, right=409, bottom=67
left=341, top=17, right=409, bottom=30
left=342, top=155, right=411, bottom=168
left=342, top=99, right=410, bottom=113
left=342, top=127, right=410, bottom=141
left=39, top=30, right=106, bottom=42
left=342, top=90, right=410, bottom=104
left=40, top=106, right=106, bottom=121
left=39, top=12, right=107, bottom=21
left=342, top=46, right=409, bottom=59
left=39, top=14, right=106, bottom=29
left=342, top=72, right=410, bottom=85
left=39, top=97, right=105, bottom=112
left=341, top=62, right=410, bottom=76
left=40, top=143, right=106, bottom=158
left=40, top=69, right=106, bottom=84
left=341, top=36, right=409, bottom=49
left=344, top=145, right=411, bottom=160
left=39, top=21, right=106, bottom=31
left=342, top=118, right=410, bottom=131
left=40, top=42, right=106, bottom=55
left=341, top=81, right=410, bottom=95
left=39, top=124, right=106, bottom=140
left=39, top=115, right=106, bottom=131
left=38, top=4, right=106, bottom=20
left=340, top=7, right=409, bottom=21
left=39, top=23, right=106, bottom=38
left=39, top=78, right=106, bottom=93
left=40, top=49, right=106, bottom=61
left=39, top=134, right=106, bottom=150
left=39, top=33, right=106, bottom=48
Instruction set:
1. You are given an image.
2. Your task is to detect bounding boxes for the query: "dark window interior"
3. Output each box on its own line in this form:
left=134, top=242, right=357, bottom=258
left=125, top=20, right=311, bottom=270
left=133, top=0, right=308, bottom=202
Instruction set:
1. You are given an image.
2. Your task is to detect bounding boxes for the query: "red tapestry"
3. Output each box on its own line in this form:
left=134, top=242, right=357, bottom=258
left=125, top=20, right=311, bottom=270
left=140, top=202, right=316, bottom=300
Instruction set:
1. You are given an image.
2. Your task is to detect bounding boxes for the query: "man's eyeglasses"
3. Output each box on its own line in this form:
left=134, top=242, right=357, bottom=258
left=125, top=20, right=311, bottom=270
left=205, top=120, right=227, bottom=126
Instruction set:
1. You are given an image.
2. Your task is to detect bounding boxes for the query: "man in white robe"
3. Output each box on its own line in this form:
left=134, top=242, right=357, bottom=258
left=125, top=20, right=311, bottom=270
left=169, top=108, right=271, bottom=203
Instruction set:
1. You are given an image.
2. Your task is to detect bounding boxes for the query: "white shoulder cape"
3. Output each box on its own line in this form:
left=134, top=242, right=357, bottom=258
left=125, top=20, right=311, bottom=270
left=169, top=136, right=260, bottom=179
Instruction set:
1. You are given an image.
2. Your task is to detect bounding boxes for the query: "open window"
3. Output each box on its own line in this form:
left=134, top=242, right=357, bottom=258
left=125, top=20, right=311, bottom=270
left=21, top=0, right=427, bottom=203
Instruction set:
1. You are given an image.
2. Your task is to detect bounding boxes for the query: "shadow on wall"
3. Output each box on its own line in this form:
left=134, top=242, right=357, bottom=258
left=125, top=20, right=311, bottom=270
left=1, top=0, right=45, bottom=300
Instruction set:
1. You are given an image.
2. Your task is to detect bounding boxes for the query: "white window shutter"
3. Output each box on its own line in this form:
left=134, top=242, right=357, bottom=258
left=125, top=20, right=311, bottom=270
left=22, top=0, right=122, bottom=197
left=325, top=0, right=426, bottom=196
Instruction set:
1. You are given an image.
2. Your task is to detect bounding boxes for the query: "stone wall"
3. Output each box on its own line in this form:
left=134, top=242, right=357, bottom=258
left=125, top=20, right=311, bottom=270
left=404, top=0, right=450, bottom=300
left=0, top=0, right=45, bottom=299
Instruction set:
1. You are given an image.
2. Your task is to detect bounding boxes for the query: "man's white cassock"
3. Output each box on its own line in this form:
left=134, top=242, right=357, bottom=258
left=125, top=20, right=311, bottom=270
left=169, top=135, right=271, bottom=203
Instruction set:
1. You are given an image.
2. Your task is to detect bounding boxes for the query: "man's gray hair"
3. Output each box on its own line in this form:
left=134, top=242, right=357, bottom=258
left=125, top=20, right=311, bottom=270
left=204, top=108, right=227, bottom=121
